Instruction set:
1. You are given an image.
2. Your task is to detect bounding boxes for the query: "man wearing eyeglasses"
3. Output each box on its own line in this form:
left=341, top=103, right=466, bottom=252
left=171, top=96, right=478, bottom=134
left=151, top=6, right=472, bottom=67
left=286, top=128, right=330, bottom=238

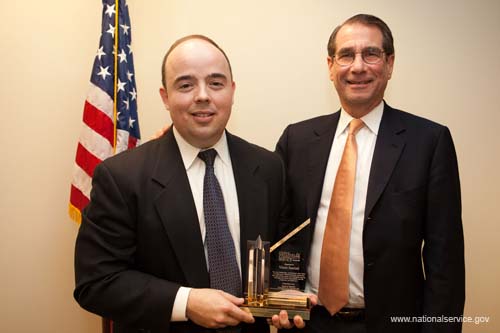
left=273, top=14, right=464, bottom=333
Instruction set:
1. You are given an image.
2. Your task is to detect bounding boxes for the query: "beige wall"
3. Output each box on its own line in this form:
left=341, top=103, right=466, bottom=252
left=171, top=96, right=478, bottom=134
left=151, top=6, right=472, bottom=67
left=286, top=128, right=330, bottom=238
left=1, top=0, right=499, bottom=332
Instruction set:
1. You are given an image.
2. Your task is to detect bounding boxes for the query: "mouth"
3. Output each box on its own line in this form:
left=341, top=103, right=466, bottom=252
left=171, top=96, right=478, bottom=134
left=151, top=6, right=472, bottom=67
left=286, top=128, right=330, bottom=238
left=191, top=111, right=215, bottom=123
left=347, top=79, right=373, bottom=85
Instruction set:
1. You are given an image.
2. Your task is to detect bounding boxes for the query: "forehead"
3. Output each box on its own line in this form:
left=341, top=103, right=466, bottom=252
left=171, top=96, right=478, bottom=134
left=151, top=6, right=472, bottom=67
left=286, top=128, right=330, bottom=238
left=335, top=23, right=384, bottom=50
left=165, top=39, right=231, bottom=82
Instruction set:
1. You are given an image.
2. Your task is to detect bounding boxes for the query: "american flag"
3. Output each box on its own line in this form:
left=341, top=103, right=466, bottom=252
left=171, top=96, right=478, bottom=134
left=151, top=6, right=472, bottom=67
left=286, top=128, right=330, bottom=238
left=69, top=0, right=140, bottom=223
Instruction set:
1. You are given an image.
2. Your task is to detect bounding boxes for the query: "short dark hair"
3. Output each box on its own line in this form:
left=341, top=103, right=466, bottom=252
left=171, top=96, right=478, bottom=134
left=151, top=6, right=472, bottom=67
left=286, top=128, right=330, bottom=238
left=327, top=14, right=394, bottom=57
left=161, top=34, right=233, bottom=89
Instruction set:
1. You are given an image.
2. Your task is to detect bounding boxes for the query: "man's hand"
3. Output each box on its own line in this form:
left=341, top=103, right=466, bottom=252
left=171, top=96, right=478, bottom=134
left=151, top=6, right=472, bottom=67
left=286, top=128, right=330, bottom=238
left=269, top=293, right=318, bottom=330
left=270, top=311, right=306, bottom=330
left=186, top=288, right=255, bottom=329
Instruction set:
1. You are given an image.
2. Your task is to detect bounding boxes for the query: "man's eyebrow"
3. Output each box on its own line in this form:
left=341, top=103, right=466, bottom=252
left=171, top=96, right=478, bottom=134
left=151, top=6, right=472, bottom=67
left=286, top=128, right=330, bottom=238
left=173, top=73, right=228, bottom=85
left=337, top=46, right=355, bottom=53
left=173, top=75, right=195, bottom=85
left=337, top=46, right=382, bottom=53
left=208, top=73, right=228, bottom=80
left=364, top=46, right=383, bottom=51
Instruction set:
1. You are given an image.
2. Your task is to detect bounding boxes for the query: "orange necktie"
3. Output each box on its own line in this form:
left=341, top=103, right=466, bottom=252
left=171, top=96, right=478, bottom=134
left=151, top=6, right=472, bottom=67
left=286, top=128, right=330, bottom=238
left=319, top=118, right=365, bottom=315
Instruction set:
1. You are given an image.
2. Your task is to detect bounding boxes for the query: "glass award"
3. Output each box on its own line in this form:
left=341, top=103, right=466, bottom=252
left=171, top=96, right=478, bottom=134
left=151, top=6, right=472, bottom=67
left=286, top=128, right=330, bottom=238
left=242, top=220, right=311, bottom=319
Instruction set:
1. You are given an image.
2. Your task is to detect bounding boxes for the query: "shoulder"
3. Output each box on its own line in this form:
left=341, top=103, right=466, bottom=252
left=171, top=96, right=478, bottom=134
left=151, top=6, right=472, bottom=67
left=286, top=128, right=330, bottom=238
left=227, top=132, right=280, bottom=162
left=381, top=104, right=458, bottom=165
left=94, top=136, right=175, bottom=187
left=275, top=112, right=339, bottom=157
left=100, top=139, right=160, bottom=171
left=387, top=105, right=444, bottom=129
left=227, top=132, right=283, bottom=175
left=283, top=113, right=339, bottom=137
left=383, top=104, right=450, bottom=141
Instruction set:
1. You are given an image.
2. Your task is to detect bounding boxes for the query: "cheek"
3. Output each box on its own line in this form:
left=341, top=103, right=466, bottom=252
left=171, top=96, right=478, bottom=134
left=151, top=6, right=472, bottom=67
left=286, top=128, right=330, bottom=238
left=215, top=94, right=234, bottom=110
left=332, top=67, right=348, bottom=83
left=331, top=74, right=343, bottom=90
left=377, top=64, right=393, bottom=80
left=168, top=103, right=190, bottom=122
left=170, top=97, right=192, bottom=111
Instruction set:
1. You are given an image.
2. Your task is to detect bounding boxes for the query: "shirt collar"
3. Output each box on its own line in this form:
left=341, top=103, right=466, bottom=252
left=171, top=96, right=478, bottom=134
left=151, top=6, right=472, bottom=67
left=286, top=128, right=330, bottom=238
left=336, top=101, right=385, bottom=138
left=173, top=126, right=231, bottom=170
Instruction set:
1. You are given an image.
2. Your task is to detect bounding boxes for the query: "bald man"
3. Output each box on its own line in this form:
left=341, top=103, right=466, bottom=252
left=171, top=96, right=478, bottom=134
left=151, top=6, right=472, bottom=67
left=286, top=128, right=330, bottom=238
left=74, top=35, right=286, bottom=333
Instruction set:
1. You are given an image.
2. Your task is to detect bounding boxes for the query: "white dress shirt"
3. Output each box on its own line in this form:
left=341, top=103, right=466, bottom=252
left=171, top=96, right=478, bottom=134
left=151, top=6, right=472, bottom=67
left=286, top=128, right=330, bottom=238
left=305, top=102, right=384, bottom=308
left=170, top=127, right=240, bottom=321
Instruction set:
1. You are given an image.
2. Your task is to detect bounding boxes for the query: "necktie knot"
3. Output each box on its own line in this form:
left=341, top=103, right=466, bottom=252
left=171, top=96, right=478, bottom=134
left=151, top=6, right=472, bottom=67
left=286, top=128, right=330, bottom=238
left=349, top=118, right=365, bottom=136
left=198, top=148, right=217, bottom=167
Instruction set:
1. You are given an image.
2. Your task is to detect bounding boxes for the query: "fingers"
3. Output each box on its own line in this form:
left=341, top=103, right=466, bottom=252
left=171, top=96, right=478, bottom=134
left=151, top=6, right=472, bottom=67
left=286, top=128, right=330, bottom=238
left=271, top=310, right=294, bottom=329
left=220, top=290, right=245, bottom=306
left=293, top=314, right=305, bottom=329
left=186, top=288, right=254, bottom=329
left=308, top=293, right=318, bottom=306
left=270, top=310, right=308, bottom=330
left=219, top=291, right=254, bottom=323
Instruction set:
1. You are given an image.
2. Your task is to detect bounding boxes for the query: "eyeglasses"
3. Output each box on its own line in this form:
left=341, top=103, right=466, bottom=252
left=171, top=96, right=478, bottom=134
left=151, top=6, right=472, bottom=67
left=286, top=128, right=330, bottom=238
left=333, top=48, right=386, bottom=66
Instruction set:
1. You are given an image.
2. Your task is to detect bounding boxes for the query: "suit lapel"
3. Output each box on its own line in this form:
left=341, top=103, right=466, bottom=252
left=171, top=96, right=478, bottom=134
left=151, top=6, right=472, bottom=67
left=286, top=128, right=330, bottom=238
left=307, top=112, right=340, bottom=223
left=152, top=130, right=209, bottom=288
left=227, top=132, right=268, bottom=289
left=365, top=104, right=406, bottom=218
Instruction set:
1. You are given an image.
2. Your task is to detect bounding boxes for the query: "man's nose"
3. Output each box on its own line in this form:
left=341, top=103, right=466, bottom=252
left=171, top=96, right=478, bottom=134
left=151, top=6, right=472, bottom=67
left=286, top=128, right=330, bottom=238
left=350, top=53, right=366, bottom=72
left=195, top=84, right=210, bottom=103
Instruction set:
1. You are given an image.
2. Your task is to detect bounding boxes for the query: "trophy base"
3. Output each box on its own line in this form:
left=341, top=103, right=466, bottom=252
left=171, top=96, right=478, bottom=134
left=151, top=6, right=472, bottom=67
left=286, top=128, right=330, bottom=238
left=242, top=290, right=311, bottom=320
left=241, top=305, right=310, bottom=320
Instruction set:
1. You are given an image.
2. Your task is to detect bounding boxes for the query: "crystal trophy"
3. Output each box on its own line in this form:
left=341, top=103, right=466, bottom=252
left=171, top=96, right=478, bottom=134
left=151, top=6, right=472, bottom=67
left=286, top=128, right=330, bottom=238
left=242, top=220, right=311, bottom=319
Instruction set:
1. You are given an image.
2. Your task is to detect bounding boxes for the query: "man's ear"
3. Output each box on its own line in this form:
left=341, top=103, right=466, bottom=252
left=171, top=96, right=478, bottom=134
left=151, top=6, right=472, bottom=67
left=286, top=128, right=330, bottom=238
left=386, top=54, right=395, bottom=80
left=159, top=87, right=170, bottom=110
left=327, top=56, right=335, bottom=81
left=230, top=81, right=236, bottom=105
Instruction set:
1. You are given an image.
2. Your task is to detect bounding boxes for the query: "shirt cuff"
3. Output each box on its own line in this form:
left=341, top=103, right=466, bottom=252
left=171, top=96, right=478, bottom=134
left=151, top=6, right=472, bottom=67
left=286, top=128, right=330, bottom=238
left=170, top=286, right=191, bottom=321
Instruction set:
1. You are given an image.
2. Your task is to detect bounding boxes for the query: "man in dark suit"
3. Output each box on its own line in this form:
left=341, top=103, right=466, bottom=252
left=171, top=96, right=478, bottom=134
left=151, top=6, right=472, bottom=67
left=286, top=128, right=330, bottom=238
left=272, top=14, right=464, bottom=333
left=74, top=35, right=285, bottom=332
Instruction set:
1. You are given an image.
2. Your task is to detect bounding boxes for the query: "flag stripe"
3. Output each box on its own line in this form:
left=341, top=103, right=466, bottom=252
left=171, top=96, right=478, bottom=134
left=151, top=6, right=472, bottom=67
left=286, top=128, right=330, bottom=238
left=116, top=129, right=130, bottom=154
left=70, top=184, right=90, bottom=212
left=75, top=143, right=101, bottom=178
left=79, top=123, right=114, bottom=161
left=72, top=163, right=93, bottom=199
left=128, top=135, right=138, bottom=149
left=83, top=100, right=115, bottom=147
left=86, top=83, right=114, bottom=120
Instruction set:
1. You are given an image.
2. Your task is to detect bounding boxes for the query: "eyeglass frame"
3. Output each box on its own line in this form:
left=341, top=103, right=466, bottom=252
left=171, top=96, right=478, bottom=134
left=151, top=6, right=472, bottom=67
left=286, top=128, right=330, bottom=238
left=332, top=47, right=387, bottom=67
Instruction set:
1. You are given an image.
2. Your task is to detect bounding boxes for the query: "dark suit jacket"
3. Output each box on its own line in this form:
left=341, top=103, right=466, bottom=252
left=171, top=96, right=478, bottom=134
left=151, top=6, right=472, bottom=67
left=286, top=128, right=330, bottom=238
left=74, top=129, right=285, bottom=333
left=275, top=103, right=465, bottom=333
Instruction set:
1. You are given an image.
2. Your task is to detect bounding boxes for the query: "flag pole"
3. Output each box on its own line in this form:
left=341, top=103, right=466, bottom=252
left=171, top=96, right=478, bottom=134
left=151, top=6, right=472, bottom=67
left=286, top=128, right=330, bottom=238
left=103, top=1, right=120, bottom=328
left=112, top=0, right=119, bottom=153
left=103, top=1, right=119, bottom=332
